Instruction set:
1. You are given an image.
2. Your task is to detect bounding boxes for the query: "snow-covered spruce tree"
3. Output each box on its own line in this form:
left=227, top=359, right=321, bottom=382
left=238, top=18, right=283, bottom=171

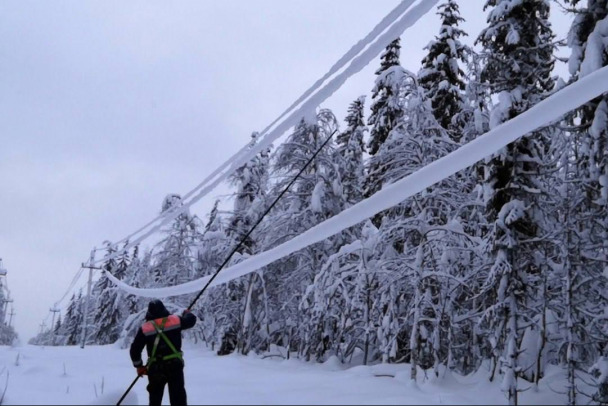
left=371, top=73, right=466, bottom=377
left=475, top=0, right=555, bottom=403
left=416, top=9, right=487, bottom=374
left=335, top=96, right=367, bottom=207
left=196, top=200, right=231, bottom=353
left=260, top=109, right=343, bottom=361
left=223, top=132, right=272, bottom=355
left=365, top=72, right=420, bottom=365
left=67, top=291, right=86, bottom=346
left=437, top=48, right=494, bottom=377
left=457, top=46, right=492, bottom=148
left=448, top=48, right=493, bottom=247
left=418, top=0, right=469, bottom=140
left=50, top=289, right=90, bottom=346
left=548, top=125, right=602, bottom=405
left=299, top=99, right=371, bottom=363
left=350, top=221, right=382, bottom=365
left=365, top=39, right=404, bottom=200
left=300, top=223, right=378, bottom=364
left=115, top=245, right=153, bottom=349
left=227, top=133, right=271, bottom=255
left=516, top=123, right=566, bottom=386
left=91, top=241, right=130, bottom=345
left=152, top=194, right=204, bottom=294
left=81, top=243, right=114, bottom=345
left=563, top=1, right=608, bottom=402
left=433, top=216, right=486, bottom=377
left=53, top=315, right=63, bottom=344
left=59, top=293, right=82, bottom=345
left=0, top=322, right=17, bottom=346
left=122, top=246, right=145, bottom=322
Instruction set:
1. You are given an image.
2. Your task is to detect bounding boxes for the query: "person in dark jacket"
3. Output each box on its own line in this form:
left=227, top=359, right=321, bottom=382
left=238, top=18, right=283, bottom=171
left=130, top=299, right=197, bottom=406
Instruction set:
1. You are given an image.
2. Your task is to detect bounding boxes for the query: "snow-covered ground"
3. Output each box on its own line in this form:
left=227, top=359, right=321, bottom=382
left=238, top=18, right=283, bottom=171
left=0, top=343, right=570, bottom=405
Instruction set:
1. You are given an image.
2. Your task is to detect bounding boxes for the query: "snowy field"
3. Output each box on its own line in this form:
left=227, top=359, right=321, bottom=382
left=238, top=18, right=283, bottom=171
left=0, top=343, right=570, bottom=405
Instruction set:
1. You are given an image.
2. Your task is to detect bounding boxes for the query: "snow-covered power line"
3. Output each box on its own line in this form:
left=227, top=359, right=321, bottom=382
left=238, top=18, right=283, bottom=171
left=107, top=0, right=421, bottom=253
left=257, top=0, right=419, bottom=139
left=104, top=65, right=608, bottom=298
left=91, top=0, right=439, bottom=266
left=52, top=266, right=86, bottom=309
left=109, top=146, right=253, bottom=251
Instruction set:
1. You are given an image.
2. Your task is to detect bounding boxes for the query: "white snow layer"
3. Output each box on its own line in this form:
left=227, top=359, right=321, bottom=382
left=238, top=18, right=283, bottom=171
left=105, top=65, right=608, bottom=298
left=0, top=344, right=569, bottom=405
left=92, top=0, right=439, bottom=267
left=580, top=15, right=608, bottom=78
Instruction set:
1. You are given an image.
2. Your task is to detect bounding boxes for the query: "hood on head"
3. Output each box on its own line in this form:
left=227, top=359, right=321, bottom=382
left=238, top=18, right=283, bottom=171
left=145, top=299, right=170, bottom=321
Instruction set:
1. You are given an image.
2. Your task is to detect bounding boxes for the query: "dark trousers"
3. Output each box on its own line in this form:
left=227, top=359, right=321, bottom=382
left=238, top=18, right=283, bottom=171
left=146, top=360, right=187, bottom=406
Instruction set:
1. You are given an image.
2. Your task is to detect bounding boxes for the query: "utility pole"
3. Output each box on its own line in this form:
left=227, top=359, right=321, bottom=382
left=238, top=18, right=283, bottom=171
left=39, top=321, right=46, bottom=335
left=80, top=249, right=101, bottom=349
left=50, top=305, right=60, bottom=345
left=8, top=307, right=15, bottom=328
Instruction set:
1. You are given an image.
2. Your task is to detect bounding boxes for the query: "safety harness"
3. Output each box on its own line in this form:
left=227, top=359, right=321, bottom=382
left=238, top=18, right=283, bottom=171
left=142, top=315, right=183, bottom=365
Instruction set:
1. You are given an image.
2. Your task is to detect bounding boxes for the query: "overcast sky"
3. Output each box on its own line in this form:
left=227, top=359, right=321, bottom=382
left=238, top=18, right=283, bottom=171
left=0, top=1, right=572, bottom=341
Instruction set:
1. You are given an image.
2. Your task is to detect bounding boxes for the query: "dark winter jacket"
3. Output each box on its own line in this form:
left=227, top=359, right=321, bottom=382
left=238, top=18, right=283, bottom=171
left=130, top=299, right=197, bottom=367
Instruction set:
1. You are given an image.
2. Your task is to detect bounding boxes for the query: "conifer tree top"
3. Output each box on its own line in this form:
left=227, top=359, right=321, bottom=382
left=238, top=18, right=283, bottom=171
left=376, top=38, right=401, bottom=75
left=477, top=0, right=555, bottom=98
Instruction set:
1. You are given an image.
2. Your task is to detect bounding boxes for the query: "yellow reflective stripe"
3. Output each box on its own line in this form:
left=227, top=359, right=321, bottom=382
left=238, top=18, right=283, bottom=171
left=161, top=353, right=183, bottom=361
left=147, top=317, right=168, bottom=367
left=147, top=317, right=182, bottom=364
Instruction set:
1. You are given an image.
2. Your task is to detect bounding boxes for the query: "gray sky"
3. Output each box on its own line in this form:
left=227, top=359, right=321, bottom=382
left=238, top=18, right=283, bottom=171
left=0, top=1, right=572, bottom=341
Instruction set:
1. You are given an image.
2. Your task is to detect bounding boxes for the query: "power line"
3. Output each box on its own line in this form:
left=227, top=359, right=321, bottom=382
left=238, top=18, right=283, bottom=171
left=94, top=0, right=434, bottom=267
left=54, top=266, right=86, bottom=307
left=104, top=64, right=608, bottom=299
left=187, top=128, right=337, bottom=311
left=38, top=265, right=85, bottom=338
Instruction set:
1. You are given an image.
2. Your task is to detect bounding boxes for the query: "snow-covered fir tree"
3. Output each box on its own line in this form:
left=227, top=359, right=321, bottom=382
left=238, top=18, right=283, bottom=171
left=152, top=194, right=203, bottom=291
left=371, top=72, right=466, bottom=373
left=368, top=38, right=402, bottom=153
left=335, top=96, right=367, bottom=207
left=217, top=132, right=272, bottom=355
left=61, top=292, right=83, bottom=346
left=300, top=100, right=372, bottom=362
left=418, top=0, right=469, bottom=139
left=196, top=200, right=231, bottom=353
left=365, top=39, right=405, bottom=198
left=262, top=109, right=345, bottom=361
left=563, top=0, right=608, bottom=402
left=475, top=0, right=556, bottom=403
left=91, top=241, right=129, bottom=345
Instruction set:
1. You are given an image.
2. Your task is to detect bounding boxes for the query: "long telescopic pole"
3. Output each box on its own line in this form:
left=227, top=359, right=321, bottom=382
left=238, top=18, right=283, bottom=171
left=117, top=128, right=337, bottom=406
left=186, top=128, right=337, bottom=312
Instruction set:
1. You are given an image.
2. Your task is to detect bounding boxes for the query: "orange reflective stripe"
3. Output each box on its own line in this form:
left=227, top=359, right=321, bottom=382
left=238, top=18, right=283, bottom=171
left=142, top=315, right=181, bottom=336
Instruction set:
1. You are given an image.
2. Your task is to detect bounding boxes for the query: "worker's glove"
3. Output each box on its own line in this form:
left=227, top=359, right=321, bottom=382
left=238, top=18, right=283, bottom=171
left=137, top=366, right=148, bottom=376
